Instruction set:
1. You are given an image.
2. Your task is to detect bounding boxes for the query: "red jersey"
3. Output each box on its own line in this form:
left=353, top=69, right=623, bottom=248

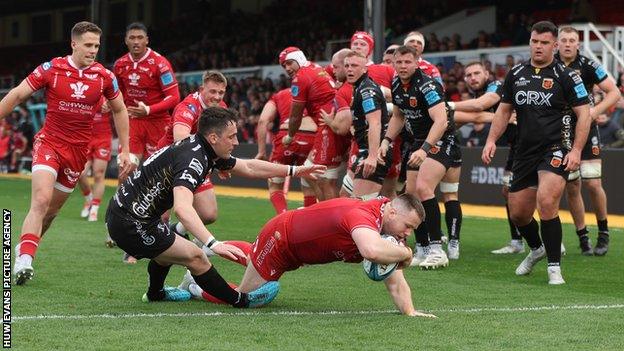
left=418, top=58, right=444, bottom=87
left=367, top=63, right=395, bottom=88
left=285, top=197, right=389, bottom=265
left=113, top=48, right=178, bottom=120
left=291, top=63, right=336, bottom=122
left=161, top=92, right=227, bottom=146
left=25, top=56, right=120, bottom=145
left=335, top=82, right=354, bottom=112
left=270, top=89, right=293, bottom=124
left=92, top=110, right=112, bottom=138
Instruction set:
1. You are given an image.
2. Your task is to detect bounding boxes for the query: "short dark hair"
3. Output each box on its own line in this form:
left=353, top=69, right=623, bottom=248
left=71, top=21, right=102, bottom=39
left=391, top=193, right=425, bottom=221
left=465, top=61, right=485, bottom=70
left=198, top=107, right=237, bottom=137
left=531, top=21, right=558, bottom=37
left=126, top=22, right=148, bottom=35
left=394, top=45, right=418, bottom=58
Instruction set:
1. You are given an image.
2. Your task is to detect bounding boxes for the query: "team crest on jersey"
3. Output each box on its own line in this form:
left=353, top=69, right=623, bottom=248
left=129, top=73, right=140, bottom=86
left=409, top=96, right=417, bottom=107
left=542, top=78, right=553, bottom=89
left=429, top=145, right=440, bottom=154
left=70, top=82, right=89, bottom=99
left=592, top=146, right=600, bottom=156
left=550, top=156, right=562, bottom=168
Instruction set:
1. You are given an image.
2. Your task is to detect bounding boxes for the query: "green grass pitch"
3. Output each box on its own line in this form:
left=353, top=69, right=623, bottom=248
left=2, top=178, right=622, bottom=350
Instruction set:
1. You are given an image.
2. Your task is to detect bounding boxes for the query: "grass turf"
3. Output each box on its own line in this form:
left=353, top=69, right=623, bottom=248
left=2, top=178, right=622, bottom=350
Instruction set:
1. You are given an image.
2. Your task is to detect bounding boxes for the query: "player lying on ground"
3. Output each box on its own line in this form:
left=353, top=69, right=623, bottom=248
left=181, top=194, right=437, bottom=318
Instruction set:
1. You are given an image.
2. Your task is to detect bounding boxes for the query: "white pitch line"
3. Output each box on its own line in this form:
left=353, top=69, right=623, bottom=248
left=12, top=304, right=624, bottom=321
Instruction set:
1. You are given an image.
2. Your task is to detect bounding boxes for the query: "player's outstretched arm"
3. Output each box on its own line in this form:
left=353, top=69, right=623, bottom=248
left=0, top=80, right=35, bottom=121
left=384, top=269, right=436, bottom=318
left=230, top=158, right=326, bottom=180
left=172, top=186, right=244, bottom=261
left=452, top=92, right=500, bottom=112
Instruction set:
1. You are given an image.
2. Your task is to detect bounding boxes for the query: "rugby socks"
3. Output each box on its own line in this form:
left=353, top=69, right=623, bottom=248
left=597, top=219, right=609, bottom=237
left=414, top=223, right=429, bottom=247
left=270, top=190, right=288, bottom=214
left=506, top=203, right=522, bottom=240
left=81, top=188, right=91, bottom=198
left=303, top=195, right=317, bottom=207
left=422, top=198, right=443, bottom=244
left=517, top=218, right=542, bottom=250
left=175, top=222, right=186, bottom=235
left=444, top=200, right=462, bottom=241
left=18, top=233, right=40, bottom=259
left=90, top=198, right=101, bottom=214
left=576, top=226, right=589, bottom=239
left=192, top=265, right=247, bottom=308
left=146, top=260, right=172, bottom=301
left=541, top=217, right=562, bottom=266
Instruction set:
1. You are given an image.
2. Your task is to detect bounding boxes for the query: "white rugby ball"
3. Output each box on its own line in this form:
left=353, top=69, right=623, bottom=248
left=362, top=235, right=399, bottom=281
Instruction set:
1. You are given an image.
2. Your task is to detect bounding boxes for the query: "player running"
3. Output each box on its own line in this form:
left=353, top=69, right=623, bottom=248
left=0, top=21, right=132, bottom=285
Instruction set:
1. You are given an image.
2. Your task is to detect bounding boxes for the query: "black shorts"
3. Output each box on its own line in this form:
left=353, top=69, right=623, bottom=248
left=105, top=201, right=175, bottom=259
left=352, top=148, right=392, bottom=185
left=406, top=138, right=462, bottom=172
left=504, top=145, right=516, bottom=172
left=510, top=147, right=569, bottom=192
left=581, top=125, right=601, bottom=161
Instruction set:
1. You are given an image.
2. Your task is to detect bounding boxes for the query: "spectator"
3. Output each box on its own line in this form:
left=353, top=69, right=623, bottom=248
left=597, top=113, right=624, bottom=148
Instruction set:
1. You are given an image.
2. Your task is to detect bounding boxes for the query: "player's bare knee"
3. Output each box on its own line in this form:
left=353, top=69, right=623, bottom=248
left=200, top=209, right=218, bottom=225
left=185, top=249, right=211, bottom=274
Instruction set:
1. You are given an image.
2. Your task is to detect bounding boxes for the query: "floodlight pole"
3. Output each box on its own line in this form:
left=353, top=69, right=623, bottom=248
left=364, top=0, right=386, bottom=63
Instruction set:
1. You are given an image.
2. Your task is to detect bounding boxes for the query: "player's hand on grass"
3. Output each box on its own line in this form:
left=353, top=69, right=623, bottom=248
left=295, top=164, right=327, bottom=180
left=563, top=149, right=581, bottom=172
left=212, top=242, right=246, bottom=261
left=482, top=141, right=496, bottom=165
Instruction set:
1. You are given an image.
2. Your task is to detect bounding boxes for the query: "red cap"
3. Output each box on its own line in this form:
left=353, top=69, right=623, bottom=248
left=350, top=31, right=375, bottom=56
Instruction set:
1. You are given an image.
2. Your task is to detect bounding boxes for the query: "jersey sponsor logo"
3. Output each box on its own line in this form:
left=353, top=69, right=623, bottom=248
left=84, top=73, right=98, bottom=80
left=542, top=78, right=554, bottom=89
left=574, top=83, right=588, bottom=99
left=33, top=68, right=42, bottom=78
left=569, top=71, right=583, bottom=85
left=514, top=77, right=530, bottom=87
left=291, top=85, right=300, bottom=97
left=486, top=82, right=498, bottom=93
left=131, top=181, right=167, bottom=218
left=179, top=170, right=198, bottom=186
left=160, top=72, right=174, bottom=86
left=424, top=91, right=441, bottom=105
left=69, top=82, right=89, bottom=99
left=514, top=91, right=553, bottom=106
left=362, top=98, right=375, bottom=113
left=595, top=66, right=607, bottom=80
left=188, top=158, right=204, bottom=175
left=128, top=72, right=140, bottom=86
left=42, top=62, right=51, bottom=70
left=181, top=111, right=194, bottom=120
left=63, top=168, right=81, bottom=184
left=409, top=96, right=417, bottom=107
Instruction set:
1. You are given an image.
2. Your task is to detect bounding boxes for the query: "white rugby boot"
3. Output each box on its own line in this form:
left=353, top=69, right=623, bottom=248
left=515, top=245, right=546, bottom=275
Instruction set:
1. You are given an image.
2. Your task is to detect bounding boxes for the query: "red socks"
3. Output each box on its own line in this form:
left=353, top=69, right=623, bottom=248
left=19, top=233, right=40, bottom=258
left=91, top=198, right=101, bottom=206
left=304, top=195, right=317, bottom=207
left=270, top=191, right=288, bottom=214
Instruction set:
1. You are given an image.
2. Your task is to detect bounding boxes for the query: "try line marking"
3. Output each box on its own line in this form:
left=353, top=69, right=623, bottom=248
left=13, top=304, right=624, bottom=321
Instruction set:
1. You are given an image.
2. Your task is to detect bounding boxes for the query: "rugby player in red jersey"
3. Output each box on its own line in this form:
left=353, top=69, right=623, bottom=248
left=255, top=88, right=318, bottom=213
left=280, top=47, right=348, bottom=201
left=77, top=99, right=114, bottom=222
left=188, top=194, right=436, bottom=318
left=159, top=71, right=229, bottom=239
left=113, top=22, right=180, bottom=170
left=0, top=22, right=131, bottom=285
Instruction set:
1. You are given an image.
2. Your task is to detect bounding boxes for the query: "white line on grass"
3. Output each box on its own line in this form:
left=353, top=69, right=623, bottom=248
left=13, top=304, right=624, bottom=321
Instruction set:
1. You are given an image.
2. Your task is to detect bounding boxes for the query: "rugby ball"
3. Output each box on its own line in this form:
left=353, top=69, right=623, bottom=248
left=362, top=235, right=399, bottom=281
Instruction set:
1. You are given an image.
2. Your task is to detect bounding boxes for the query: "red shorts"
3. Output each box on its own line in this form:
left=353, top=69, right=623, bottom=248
left=250, top=214, right=300, bottom=281
left=87, top=134, right=112, bottom=161
left=31, top=135, right=88, bottom=193
left=270, top=130, right=315, bottom=165
left=129, top=117, right=169, bottom=158
left=310, top=126, right=351, bottom=167
left=194, top=174, right=214, bottom=194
